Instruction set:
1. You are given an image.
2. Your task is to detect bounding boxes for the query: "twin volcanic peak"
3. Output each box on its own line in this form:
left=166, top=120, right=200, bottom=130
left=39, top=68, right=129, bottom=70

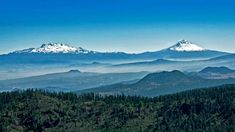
left=11, top=40, right=205, bottom=54
left=6, top=40, right=230, bottom=61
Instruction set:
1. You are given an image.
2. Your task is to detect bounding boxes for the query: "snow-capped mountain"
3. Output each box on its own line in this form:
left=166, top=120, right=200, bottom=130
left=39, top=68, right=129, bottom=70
left=12, top=43, right=93, bottom=54
left=136, top=40, right=230, bottom=60
left=1, top=40, right=231, bottom=65
left=168, top=40, right=205, bottom=52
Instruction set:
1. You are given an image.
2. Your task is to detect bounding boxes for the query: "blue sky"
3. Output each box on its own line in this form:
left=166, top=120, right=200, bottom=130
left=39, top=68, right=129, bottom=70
left=0, top=0, right=235, bottom=54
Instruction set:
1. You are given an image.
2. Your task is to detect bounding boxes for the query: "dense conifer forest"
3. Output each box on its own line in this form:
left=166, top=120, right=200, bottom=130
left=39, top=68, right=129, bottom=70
left=0, top=85, right=234, bottom=131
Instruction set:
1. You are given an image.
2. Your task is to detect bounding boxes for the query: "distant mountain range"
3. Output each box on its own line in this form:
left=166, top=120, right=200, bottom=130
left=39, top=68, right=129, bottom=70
left=0, top=70, right=148, bottom=92
left=110, top=54, right=235, bottom=72
left=1, top=66, right=235, bottom=96
left=199, top=66, right=235, bottom=74
left=196, top=66, right=235, bottom=79
left=0, top=40, right=234, bottom=80
left=79, top=69, right=235, bottom=97
left=9, top=40, right=208, bottom=54
left=0, top=40, right=230, bottom=65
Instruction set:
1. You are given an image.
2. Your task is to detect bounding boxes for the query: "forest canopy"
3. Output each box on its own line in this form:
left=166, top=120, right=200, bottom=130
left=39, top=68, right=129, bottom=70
left=0, top=84, right=234, bottom=131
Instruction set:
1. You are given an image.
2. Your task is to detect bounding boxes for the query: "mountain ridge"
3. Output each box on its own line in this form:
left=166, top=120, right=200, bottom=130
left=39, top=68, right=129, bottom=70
left=2, top=40, right=230, bottom=64
left=11, top=43, right=94, bottom=54
left=8, top=40, right=224, bottom=55
left=79, top=70, right=235, bottom=96
left=199, top=66, right=235, bottom=74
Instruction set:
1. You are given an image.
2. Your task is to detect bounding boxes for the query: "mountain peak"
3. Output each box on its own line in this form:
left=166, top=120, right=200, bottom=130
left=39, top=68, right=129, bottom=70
left=168, top=40, right=205, bottom=52
left=11, top=43, right=92, bottom=54
left=178, top=39, right=191, bottom=44
left=199, top=66, right=235, bottom=74
left=138, top=70, right=188, bottom=84
left=68, top=69, right=82, bottom=73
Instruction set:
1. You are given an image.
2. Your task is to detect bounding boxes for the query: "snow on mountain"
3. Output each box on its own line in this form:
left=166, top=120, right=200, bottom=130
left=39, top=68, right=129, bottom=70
left=168, top=40, right=205, bottom=52
left=12, top=43, right=92, bottom=54
left=2, top=40, right=231, bottom=67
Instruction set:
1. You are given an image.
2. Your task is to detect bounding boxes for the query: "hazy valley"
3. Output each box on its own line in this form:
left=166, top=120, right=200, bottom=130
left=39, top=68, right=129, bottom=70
left=0, top=40, right=235, bottom=131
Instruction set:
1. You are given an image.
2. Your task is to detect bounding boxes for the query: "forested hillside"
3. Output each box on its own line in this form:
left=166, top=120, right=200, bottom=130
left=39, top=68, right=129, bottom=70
left=80, top=70, right=235, bottom=97
left=0, top=85, right=234, bottom=131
